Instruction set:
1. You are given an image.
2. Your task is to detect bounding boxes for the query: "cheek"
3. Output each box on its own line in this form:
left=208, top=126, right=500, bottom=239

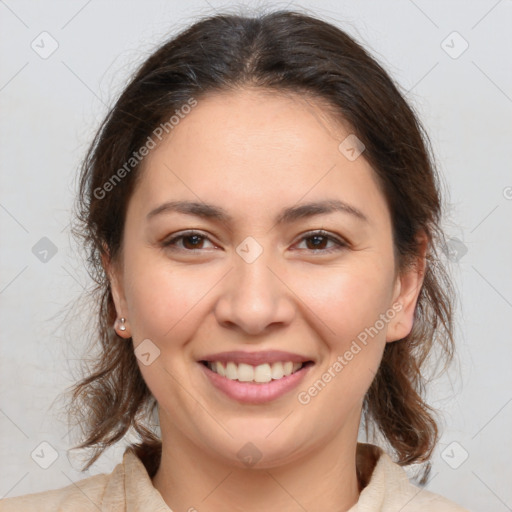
left=291, top=264, right=393, bottom=428
left=123, top=252, right=221, bottom=342
left=124, top=247, right=395, bottom=348
left=293, top=258, right=395, bottom=346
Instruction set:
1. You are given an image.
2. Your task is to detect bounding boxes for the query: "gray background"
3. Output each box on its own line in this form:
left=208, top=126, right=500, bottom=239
left=1, top=1, right=511, bottom=510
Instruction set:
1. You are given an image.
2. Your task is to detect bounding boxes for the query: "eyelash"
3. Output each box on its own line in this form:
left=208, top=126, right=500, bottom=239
left=161, top=230, right=348, bottom=254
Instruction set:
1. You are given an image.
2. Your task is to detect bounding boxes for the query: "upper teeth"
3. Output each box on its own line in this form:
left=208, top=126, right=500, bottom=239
left=207, top=361, right=303, bottom=383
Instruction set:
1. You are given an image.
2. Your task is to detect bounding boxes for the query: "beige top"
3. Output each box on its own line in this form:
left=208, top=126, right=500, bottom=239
left=0, top=443, right=468, bottom=511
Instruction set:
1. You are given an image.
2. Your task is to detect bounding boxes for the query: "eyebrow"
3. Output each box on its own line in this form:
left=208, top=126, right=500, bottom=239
left=146, top=199, right=369, bottom=225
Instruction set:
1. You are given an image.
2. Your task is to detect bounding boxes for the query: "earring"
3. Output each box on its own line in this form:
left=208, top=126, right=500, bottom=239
left=117, top=317, right=127, bottom=332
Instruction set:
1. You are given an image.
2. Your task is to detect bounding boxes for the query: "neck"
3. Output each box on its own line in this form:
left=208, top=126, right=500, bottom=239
left=152, top=411, right=362, bottom=512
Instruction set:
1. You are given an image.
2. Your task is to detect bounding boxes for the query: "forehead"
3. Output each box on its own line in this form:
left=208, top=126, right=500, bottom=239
left=130, top=88, right=390, bottom=229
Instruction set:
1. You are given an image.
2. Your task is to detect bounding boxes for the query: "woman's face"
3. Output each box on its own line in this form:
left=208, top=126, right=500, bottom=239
left=109, top=88, right=424, bottom=468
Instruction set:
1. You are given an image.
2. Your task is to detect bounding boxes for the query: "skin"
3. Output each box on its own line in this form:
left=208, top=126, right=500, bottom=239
left=106, top=87, right=427, bottom=512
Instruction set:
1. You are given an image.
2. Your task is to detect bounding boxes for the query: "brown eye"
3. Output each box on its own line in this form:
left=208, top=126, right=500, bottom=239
left=162, top=230, right=347, bottom=254
left=181, top=234, right=205, bottom=250
left=295, top=231, right=347, bottom=253
left=162, top=231, right=215, bottom=251
left=304, top=234, right=329, bottom=250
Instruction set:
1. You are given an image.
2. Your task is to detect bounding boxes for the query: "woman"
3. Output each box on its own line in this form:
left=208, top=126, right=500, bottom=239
left=0, top=9, right=468, bottom=511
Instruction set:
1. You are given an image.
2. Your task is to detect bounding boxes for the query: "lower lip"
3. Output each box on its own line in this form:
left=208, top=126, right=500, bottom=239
left=199, top=362, right=313, bottom=404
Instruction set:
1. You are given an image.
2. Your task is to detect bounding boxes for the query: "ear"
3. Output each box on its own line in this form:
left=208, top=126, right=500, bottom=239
left=101, top=246, right=131, bottom=339
left=385, top=231, right=428, bottom=343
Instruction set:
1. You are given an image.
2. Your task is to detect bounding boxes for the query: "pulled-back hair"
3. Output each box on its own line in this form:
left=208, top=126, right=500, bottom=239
left=65, top=9, right=455, bottom=483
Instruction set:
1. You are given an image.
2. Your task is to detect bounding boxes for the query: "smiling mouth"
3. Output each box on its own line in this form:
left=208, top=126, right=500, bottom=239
left=200, top=360, right=314, bottom=384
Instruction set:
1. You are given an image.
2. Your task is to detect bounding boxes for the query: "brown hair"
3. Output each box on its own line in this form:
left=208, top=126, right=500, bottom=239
left=65, top=9, right=455, bottom=483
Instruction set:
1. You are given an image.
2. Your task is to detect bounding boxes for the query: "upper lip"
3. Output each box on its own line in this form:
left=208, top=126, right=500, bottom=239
left=199, top=350, right=313, bottom=366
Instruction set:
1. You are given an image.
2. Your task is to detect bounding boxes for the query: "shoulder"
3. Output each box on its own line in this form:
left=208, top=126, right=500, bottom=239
left=0, top=457, right=126, bottom=512
left=354, top=443, right=470, bottom=512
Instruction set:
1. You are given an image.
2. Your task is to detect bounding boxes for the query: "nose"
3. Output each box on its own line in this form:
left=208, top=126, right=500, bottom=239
left=214, top=244, right=295, bottom=337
